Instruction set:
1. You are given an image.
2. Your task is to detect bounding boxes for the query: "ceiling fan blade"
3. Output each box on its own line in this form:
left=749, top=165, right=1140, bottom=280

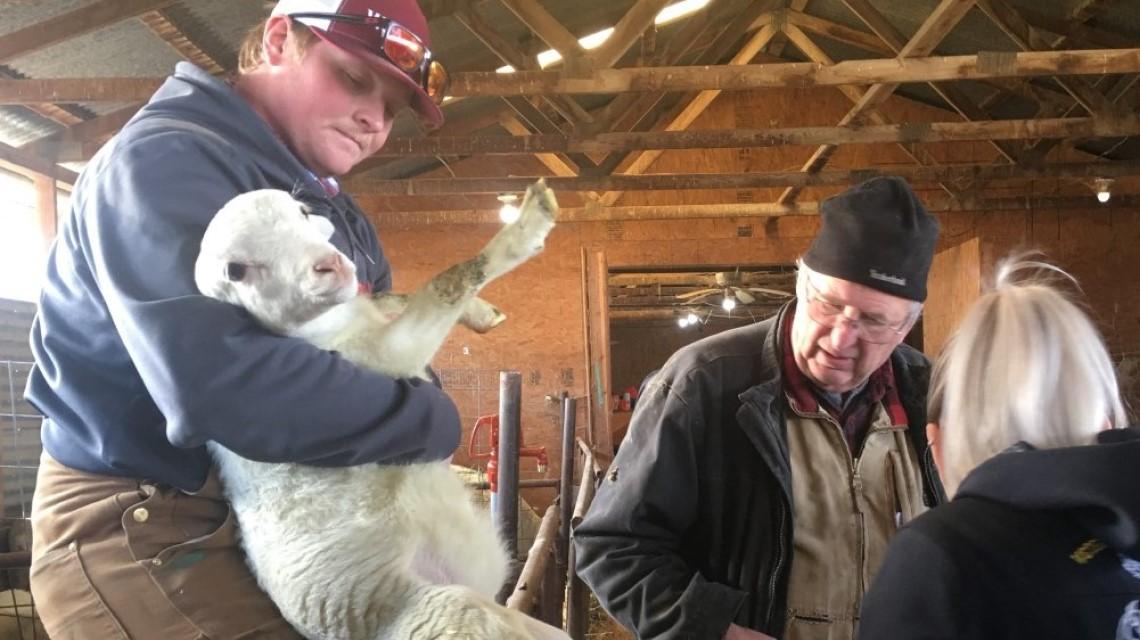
left=676, top=288, right=718, bottom=300
left=745, top=287, right=795, bottom=298
left=733, top=288, right=756, bottom=304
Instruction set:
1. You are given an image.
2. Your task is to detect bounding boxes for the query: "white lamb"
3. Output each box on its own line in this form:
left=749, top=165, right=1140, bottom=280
left=194, top=181, right=567, bottom=640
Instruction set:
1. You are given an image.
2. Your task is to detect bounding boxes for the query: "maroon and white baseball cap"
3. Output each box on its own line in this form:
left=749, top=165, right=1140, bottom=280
left=271, top=0, right=445, bottom=128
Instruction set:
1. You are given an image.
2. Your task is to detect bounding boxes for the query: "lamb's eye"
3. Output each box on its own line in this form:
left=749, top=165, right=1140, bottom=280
left=225, top=262, right=248, bottom=282
left=299, top=205, right=311, bottom=219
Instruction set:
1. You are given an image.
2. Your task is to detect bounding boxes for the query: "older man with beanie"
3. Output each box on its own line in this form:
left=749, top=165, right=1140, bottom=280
left=573, top=176, right=944, bottom=640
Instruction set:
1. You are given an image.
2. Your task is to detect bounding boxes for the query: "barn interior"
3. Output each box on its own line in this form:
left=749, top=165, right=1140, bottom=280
left=1, top=0, right=1139, bottom=637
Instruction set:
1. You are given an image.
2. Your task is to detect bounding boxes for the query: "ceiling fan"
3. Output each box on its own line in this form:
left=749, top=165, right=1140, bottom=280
left=675, top=270, right=794, bottom=306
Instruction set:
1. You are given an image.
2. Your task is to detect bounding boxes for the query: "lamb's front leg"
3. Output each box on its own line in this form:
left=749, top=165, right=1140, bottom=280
left=366, top=180, right=557, bottom=372
left=372, top=294, right=506, bottom=334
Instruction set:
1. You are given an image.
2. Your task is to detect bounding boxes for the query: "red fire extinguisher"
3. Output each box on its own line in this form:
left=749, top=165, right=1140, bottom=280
left=468, top=414, right=549, bottom=493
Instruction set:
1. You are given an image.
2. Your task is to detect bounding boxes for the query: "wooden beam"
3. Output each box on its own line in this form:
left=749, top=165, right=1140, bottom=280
left=455, top=9, right=592, bottom=127
left=838, top=0, right=1020, bottom=164
left=779, top=0, right=977, bottom=204
left=0, top=0, right=177, bottom=64
left=450, top=48, right=1140, bottom=96
left=139, top=9, right=227, bottom=75
left=781, top=23, right=959, bottom=200
left=0, top=78, right=162, bottom=104
left=349, top=160, right=1140, bottom=195
left=9, top=48, right=1140, bottom=105
left=599, top=22, right=780, bottom=205
left=0, top=66, right=88, bottom=128
left=22, top=105, right=140, bottom=161
left=788, top=9, right=893, bottom=57
left=372, top=116, right=1140, bottom=156
left=0, top=141, right=77, bottom=184
left=499, top=115, right=582, bottom=179
left=34, top=175, right=58, bottom=248
left=497, top=0, right=587, bottom=63
left=361, top=194, right=1140, bottom=224
left=589, top=0, right=674, bottom=70
left=976, top=0, right=1118, bottom=116
left=788, top=10, right=1073, bottom=112
left=1017, top=7, right=1135, bottom=50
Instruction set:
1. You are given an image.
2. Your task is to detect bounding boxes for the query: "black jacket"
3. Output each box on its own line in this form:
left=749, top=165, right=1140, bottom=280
left=573, top=304, right=941, bottom=639
left=859, top=427, right=1140, bottom=639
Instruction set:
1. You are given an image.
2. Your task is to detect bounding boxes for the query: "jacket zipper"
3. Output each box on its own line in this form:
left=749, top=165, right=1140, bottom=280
left=765, top=503, right=787, bottom=630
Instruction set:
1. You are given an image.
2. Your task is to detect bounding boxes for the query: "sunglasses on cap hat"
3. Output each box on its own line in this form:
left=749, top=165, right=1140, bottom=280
left=289, top=12, right=448, bottom=104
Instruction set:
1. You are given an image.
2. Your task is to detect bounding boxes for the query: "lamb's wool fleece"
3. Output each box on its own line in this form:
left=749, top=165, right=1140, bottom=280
left=195, top=181, right=564, bottom=640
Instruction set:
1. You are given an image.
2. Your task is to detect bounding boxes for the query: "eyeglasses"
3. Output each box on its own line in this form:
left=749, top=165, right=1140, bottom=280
left=801, top=276, right=914, bottom=344
left=289, top=12, right=450, bottom=104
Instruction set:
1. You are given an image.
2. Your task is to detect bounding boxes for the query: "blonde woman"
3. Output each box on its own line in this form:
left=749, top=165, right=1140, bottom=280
left=858, top=256, right=1140, bottom=639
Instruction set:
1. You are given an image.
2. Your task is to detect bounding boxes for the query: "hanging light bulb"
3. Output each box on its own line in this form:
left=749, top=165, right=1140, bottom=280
left=497, top=193, right=521, bottom=223
left=1095, top=178, right=1113, bottom=204
left=677, top=315, right=690, bottom=328
left=721, top=292, right=736, bottom=312
left=686, top=312, right=699, bottom=325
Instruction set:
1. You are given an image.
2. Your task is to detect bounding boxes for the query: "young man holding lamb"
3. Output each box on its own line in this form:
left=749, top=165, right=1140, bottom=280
left=26, top=1, right=481, bottom=637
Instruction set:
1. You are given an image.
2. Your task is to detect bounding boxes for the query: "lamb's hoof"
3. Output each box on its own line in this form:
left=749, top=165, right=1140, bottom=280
left=471, top=308, right=506, bottom=333
left=463, top=298, right=507, bottom=333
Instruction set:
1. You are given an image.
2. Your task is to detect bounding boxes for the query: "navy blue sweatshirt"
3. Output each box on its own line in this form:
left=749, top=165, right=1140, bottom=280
left=25, top=63, right=460, bottom=492
left=859, top=428, right=1140, bottom=639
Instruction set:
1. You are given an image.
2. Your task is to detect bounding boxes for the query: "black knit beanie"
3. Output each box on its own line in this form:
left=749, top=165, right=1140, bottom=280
left=802, top=177, right=940, bottom=302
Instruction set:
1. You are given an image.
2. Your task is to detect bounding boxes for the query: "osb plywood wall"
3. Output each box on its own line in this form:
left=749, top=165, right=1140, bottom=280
left=924, top=237, right=982, bottom=359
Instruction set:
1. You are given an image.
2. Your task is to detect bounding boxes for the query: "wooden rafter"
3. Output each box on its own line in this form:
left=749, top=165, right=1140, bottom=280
left=0, top=67, right=87, bottom=128
left=499, top=114, right=586, bottom=180
left=839, top=0, right=1019, bottom=164
left=455, top=8, right=592, bottom=127
left=786, top=9, right=1074, bottom=113
left=588, top=0, right=673, bottom=70
left=349, top=161, right=1140, bottom=195
left=21, top=105, right=140, bottom=162
left=1017, top=8, right=1134, bottom=50
left=497, top=0, right=587, bottom=64
left=598, top=21, right=781, bottom=205
left=778, top=0, right=977, bottom=204
left=0, top=0, right=177, bottom=64
left=370, top=115, right=1140, bottom=156
left=590, top=0, right=773, bottom=160
left=977, top=0, right=1119, bottom=117
left=780, top=23, right=959, bottom=199
left=350, top=106, right=514, bottom=179
left=770, top=0, right=812, bottom=58
left=0, top=141, right=78, bottom=184
left=6, top=48, right=1140, bottom=104
left=359, top=193, right=1140, bottom=225
left=988, top=0, right=1128, bottom=167
left=138, top=9, right=228, bottom=76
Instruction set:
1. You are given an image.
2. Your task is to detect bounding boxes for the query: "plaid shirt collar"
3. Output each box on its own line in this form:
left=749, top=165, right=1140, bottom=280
left=780, top=302, right=908, bottom=428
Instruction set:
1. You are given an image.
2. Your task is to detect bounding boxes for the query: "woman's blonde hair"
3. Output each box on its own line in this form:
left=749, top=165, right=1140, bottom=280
left=237, top=10, right=319, bottom=75
left=930, top=253, right=1127, bottom=495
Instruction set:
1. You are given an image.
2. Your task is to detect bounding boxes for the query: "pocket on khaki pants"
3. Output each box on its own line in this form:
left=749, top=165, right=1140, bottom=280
left=121, top=490, right=302, bottom=640
left=30, top=541, right=129, bottom=640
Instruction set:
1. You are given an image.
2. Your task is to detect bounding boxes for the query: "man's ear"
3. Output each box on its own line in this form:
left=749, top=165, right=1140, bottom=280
left=262, top=15, right=292, bottom=67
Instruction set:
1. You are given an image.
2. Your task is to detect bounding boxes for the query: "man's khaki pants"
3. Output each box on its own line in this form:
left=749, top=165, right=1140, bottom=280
left=29, top=452, right=304, bottom=639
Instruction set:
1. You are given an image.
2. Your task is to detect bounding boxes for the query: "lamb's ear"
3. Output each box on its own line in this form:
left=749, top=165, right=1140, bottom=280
left=194, top=255, right=239, bottom=303
left=307, top=214, right=335, bottom=240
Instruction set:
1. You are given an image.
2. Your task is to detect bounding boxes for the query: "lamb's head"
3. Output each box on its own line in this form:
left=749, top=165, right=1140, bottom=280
left=196, top=189, right=358, bottom=335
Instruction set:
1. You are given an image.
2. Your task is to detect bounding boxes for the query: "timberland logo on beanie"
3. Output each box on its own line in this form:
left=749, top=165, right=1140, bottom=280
left=802, top=176, right=939, bottom=302
left=869, top=270, right=906, bottom=286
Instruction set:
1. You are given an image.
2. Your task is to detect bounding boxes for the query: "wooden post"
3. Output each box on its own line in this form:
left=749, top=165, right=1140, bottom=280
left=33, top=174, right=57, bottom=248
